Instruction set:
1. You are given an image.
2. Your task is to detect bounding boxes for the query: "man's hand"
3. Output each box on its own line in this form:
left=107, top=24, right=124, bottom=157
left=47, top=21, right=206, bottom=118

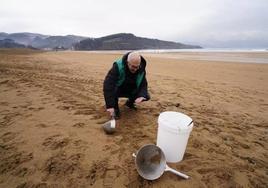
left=135, top=97, right=146, bottom=104
left=106, top=108, right=114, bottom=116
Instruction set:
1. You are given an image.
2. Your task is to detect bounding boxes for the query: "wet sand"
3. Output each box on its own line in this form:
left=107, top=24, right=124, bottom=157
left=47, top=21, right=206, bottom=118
left=144, top=51, right=268, bottom=64
left=0, top=49, right=267, bottom=187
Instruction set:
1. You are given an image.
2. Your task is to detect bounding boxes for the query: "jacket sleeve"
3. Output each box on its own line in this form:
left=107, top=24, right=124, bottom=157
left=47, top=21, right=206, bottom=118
left=137, top=70, right=150, bottom=100
left=103, top=63, right=119, bottom=108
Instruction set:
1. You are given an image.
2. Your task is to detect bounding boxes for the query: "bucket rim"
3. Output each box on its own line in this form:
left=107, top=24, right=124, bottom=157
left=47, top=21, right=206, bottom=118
left=158, top=111, right=193, bottom=131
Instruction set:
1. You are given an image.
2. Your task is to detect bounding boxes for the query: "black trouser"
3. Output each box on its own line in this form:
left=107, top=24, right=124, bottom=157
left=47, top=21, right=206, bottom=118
left=114, top=87, right=136, bottom=110
left=114, top=87, right=150, bottom=110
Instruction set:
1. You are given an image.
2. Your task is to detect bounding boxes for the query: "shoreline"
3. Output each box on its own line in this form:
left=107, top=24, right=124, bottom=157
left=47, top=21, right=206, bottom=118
left=59, top=50, right=268, bottom=64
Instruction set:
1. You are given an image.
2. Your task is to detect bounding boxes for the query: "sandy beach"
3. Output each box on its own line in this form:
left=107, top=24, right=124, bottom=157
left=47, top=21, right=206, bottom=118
left=0, top=49, right=267, bottom=188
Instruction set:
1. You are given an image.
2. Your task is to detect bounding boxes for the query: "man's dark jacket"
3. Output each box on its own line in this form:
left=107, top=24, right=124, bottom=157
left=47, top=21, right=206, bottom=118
left=103, top=52, right=149, bottom=109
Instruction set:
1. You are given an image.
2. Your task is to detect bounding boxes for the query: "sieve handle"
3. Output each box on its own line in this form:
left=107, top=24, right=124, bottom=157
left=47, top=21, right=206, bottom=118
left=111, top=112, right=116, bottom=120
left=165, top=165, right=189, bottom=179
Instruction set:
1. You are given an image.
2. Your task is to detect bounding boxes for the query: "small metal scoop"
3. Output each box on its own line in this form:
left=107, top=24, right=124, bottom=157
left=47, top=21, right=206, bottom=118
left=133, top=144, right=189, bottom=180
left=103, top=113, right=116, bottom=134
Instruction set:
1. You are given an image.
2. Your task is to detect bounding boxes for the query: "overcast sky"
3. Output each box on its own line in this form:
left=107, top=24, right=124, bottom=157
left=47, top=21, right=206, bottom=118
left=1, top=0, right=268, bottom=48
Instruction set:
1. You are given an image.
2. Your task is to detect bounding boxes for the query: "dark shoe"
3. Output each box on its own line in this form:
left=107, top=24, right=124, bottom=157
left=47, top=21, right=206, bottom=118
left=125, top=100, right=137, bottom=110
left=114, top=108, right=120, bottom=119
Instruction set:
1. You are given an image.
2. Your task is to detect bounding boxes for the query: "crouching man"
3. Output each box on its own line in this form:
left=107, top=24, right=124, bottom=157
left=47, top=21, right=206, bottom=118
left=103, top=51, right=150, bottom=119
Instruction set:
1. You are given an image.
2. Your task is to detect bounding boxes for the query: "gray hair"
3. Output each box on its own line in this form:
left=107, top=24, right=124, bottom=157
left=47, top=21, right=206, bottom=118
left=127, top=52, right=141, bottom=64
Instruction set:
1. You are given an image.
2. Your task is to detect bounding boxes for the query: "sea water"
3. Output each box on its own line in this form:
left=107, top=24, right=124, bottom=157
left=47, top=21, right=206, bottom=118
left=137, top=48, right=268, bottom=64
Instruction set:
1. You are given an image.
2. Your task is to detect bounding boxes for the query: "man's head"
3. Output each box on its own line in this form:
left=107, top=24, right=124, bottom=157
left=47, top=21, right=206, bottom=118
left=127, top=52, right=141, bottom=73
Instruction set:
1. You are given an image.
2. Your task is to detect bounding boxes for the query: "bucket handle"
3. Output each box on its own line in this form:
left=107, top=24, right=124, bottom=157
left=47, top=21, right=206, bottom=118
left=177, top=120, right=193, bottom=131
left=187, top=120, right=193, bottom=127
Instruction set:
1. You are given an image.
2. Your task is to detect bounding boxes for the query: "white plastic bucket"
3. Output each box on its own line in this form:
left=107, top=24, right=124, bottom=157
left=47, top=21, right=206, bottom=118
left=156, top=111, right=193, bottom=163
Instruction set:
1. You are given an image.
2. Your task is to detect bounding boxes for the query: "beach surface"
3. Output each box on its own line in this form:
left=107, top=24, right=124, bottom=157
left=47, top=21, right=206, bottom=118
left=0, top=49, right=267, bottom=188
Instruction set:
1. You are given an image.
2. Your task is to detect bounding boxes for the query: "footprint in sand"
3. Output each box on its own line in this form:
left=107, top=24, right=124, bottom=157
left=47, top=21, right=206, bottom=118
left=103, top=145, right=111, bottom=151
left=0, top=151, right=33, bottom=174
left=0, top=80, right=9, bottom=85
left=43, top=152, right=83, bottom=180
left=35, top=123, right=48, bottom=128
left=74, top=109, right=93, bottom=115
left=127, top=176, right=153, bottom=188
left=191, top=138, right=204, bottom=148
left=57, top=105, right=73, bottom=110
left=73, top=139, right=88, bottom=149
left=0, top=102, right=8, bottom=106
left=86, top=160, right=107, bottom=186
left=72, top=122, right=85, bottom=128
left=103, top=169, right=117, bottom=188
left=11, top=167, right=32, bottom=177
left=42, top=135, right=70, bottom=150
left=1, top=131, right=17, bottom=142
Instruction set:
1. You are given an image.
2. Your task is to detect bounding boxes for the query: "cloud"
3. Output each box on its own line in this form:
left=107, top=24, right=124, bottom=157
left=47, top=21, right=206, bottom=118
left=173, top=0, right=268, bottom=47
left=0, top=0, right=267, bottom=47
